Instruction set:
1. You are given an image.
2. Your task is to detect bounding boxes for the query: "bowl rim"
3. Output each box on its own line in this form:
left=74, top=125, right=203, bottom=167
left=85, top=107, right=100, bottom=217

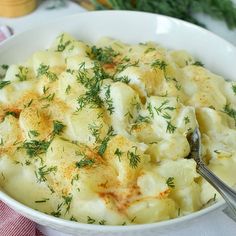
left=0, top=10, right=233, bottom=231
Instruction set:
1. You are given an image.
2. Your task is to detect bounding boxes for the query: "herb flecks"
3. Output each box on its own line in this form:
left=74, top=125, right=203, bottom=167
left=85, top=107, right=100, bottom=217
left=52, top=120, right=66, bottom=136
left=76, top=158, right=95, bottom=168
left=90, top=46, right=119, bottom=64
left=0, top=80, right=10, bottom=89
left=23, top=140, right=50, bottom=158
left=127, top=146, right=140, bottom=168
left=98, top=126, right=116, bottom=156
left=223, top=103, right=236, bottom=126
left=57, top=34, right=71, bottom=52
left=166, top=177, right=175, bottom=188
left=232, top=85, right=236, bottom=95
left=37, top=63, right=58, bottom=81
left=35, top=165, right=57, bottom=182
left=15, top=66, right=29, bottom=81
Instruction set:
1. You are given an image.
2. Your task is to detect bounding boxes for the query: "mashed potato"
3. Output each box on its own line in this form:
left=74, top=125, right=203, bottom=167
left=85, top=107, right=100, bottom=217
left=0, top=33, right=236, bottom=225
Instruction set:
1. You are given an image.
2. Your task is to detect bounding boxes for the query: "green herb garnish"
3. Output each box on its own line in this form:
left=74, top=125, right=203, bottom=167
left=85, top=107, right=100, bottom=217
left=90, top=46, right=119, bottom=64
left=23, top=140, right=50, bottom=158
left=0, top=81, right=10, bottom=89
left=127, top=146, right=140, bottom=168
left=52, top=120, right=66, bottom=135
left=166, top=177, right=175, bottom=188
left=15, top=66, right=29, bottom=81
left=92, top=0, right=236, bottom=29
left=35, top=165, right=57, bottom=182
left=76, top=158, right=95, bottom=168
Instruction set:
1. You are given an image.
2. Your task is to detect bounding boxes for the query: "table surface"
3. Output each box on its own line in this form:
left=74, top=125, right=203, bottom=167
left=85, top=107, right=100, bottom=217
left=0, top=1, right=236, bottom=236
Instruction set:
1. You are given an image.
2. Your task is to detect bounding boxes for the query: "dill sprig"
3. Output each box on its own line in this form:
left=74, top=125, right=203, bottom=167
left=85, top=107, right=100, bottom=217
left=127, top=146, right=141, bottom=168
left=223, top=103, right=236, bottom=126
left=56, top=34, right=71, bottom=52
left=76, top=62, right=109, bottom=111
left=0, top=80, right=10, bottom=89
left=90, top=46, right=119, bottom=64
left=52, top=120, right=66, bottom=135
left=92, top=0, right=236, bottom=29
left=232, top=84, right=236, bottom=95
left=23, top=140, right=50, bottom=158
left=15, top=66, right=29, bottom=81
left=76, top=158, right=95, bottom=168
left=98, top=126, right=116, bottom=156
left=166, top=177, right=175, bottom=188
left=35, top=165, right=57, bottom=182
left=37, top=63, right=58, bottom=81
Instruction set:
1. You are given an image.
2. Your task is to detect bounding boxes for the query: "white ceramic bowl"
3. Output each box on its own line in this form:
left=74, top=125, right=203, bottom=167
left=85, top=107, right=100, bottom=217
left=0, top=10, right=236, bottom=236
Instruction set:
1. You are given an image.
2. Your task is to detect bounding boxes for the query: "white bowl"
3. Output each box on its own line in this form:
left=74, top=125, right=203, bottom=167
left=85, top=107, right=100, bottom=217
left=0, top=10, right=236, bottom=236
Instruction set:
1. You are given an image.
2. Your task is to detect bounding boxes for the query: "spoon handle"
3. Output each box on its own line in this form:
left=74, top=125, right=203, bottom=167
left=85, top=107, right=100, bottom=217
left=197, top=160, right=236, bottom=217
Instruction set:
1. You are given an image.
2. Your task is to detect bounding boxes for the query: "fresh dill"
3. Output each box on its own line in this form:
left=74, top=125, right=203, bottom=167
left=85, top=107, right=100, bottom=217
left=76, top=158, right=95, bottom=168
left=57, top=34, right=71, bottom=52
left=114, top=148, right=123, bottom=161
left=0, top=80, right=10, bottom=89
left=151, top=59, right=167, bottom=71
left=192, top=61, right=204, bottom=67
left=166, top=121, right=177, bottom=133
left=65, top=85, right=71, bottom=94
left=28, top=130, right=40, bottom=138
left=223, top=103, right=236, bottom=126
left=88, top=123, right=102, bottom=142
left=99, top=219, right=106, bottom=225
left=87, top=216, right=96, bottom=224
left=98, top=126, right=116, bottom=156
left=144, top=47, right=156, bottom=54
left=112, top=75, right=130, bottom=84
left=184, top=116, right=190, bottom=124
left=104, top=85, right=114, bottom=114
left=15, top=66, right=29, bottom=81
left=76, top=63, right=108, bottom=111
left=62, top=194, right=73, bottom=214
left=23, top=140, right=50, bottom=158
left=115, top=58, right=139, bottom=74
left=166, top=177, right=175, bottom=188
left=90, top=46, right=119, bottom=64
left=52, top=120, right=66, bottom=135
left=232, top=84, right=236, bottom=95
left=35, top=198, right=50, bottom=203
left=35, top=165, right=57, bottom=182
left=37, top=63, right=58, bottom=81
left=5, top=111, right=17, bottom=118
left=92, top=0, right=236, bottom=29
left=127, top=146, right=140, bottom=168
left=147, top=102, right=154, bottom=118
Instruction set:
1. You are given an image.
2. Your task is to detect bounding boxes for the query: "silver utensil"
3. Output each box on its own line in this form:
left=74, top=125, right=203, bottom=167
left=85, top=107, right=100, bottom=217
left=187, top=127, right=236, bottom=221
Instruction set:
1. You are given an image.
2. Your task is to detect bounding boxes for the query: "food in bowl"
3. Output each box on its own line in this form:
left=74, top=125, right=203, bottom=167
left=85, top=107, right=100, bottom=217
left=0, top=33, right=236, bottom=225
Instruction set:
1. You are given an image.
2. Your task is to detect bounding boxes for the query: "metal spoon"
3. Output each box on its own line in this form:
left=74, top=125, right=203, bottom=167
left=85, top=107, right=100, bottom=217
left=187, top=127, right=236, bottom=221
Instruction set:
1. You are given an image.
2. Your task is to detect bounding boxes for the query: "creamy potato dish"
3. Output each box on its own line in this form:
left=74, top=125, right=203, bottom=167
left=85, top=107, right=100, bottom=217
left=0, top=33, right=236, bottom=225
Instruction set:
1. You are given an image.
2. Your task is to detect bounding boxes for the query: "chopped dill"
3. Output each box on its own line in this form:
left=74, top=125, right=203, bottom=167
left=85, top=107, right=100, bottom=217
left=23, top=140, right=50, bottom=158
left=76, top=158, right=95, bottom=168
left=35, top=198, right=50, bottom=203
left=223, top=103, right=236, bottom=126
left=35, top=165, right=57, bottom=182
left=127, top=146, right=140, bottom=168
left=90, top=46, right=119, bottom=64
left=166, top=121, right=177, bottom=133
left=166, top=177, right=175, bottom=188
left=52, top=120, right=66, bottom=135
left=15, top=66, right=29, bottom=81
left=37, top=63, right=58, bottom=81
left=0, top=80, right=10, bottom=89
left=98, top=126, right=116, bottom=156
left=87, top=216, right=96, bottom=224
left=57, top=34, right=71, bottom=52
left=232, top=85, right=236, bottom=95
